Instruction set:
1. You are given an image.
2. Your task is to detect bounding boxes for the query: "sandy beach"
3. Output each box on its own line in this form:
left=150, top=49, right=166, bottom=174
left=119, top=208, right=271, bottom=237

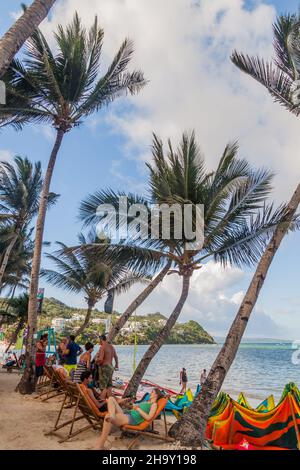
left=0, top=369, right=179, bottom=451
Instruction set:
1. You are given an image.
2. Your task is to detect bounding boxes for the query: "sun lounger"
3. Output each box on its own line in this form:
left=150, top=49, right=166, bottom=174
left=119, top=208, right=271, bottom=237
left=35, top=365, right=65, bottom=401
left=121, top=397, right=174, bottom=449
left=47, top=381, right=107, bottom=443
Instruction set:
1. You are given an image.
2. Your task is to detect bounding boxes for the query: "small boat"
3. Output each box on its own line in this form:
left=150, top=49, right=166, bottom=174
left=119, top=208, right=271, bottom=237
left=112, top=376, right=177, bottom=399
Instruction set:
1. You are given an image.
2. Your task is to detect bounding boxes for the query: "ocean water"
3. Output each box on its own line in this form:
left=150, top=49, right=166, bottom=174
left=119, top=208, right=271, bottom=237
left=112, top=342, right=300, bottom=406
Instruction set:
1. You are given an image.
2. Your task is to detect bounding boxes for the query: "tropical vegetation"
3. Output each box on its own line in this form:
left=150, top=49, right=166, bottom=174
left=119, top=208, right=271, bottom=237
left=0, top=12, right=146, bottom=393
left=80, top=131, right=288, bottom=398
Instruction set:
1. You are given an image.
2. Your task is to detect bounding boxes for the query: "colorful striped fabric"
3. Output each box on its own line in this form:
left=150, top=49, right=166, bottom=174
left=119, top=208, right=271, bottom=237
left=207, top=383, right=300, bottom=450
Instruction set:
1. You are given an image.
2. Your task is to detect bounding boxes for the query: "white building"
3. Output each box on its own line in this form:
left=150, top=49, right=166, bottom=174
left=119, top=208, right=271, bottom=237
left=51, top=317, right=66, bottom=332
left=72, top=314, right=85, bottom=321
left=91, top=319, right=106, bottom=325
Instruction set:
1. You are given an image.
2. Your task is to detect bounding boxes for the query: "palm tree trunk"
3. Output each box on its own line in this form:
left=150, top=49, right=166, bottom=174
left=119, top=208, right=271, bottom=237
left=5, top=318, right=25, bottom=353
left=17, top=129, right=65, bottom=394
left=0, top=232, right=19, bottom=289
left=108, top=261, right=171, bottom=342
left=169, top=183, right=300, bottom=447
left=123, top=273, right=191, bottom=398
left=75, top=300, right=95, bottom=337
left=0, top=0, right=57, bottom=77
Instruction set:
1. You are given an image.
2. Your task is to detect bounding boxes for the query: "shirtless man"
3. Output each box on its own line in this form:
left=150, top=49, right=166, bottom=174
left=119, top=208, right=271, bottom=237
left=96, top=334, right=118, bottom=399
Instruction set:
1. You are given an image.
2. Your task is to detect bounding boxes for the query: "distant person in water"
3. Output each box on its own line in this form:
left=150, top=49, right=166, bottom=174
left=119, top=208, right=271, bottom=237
left=180, top=367, right=188, bottom=394
left=95, top=388, right=164, bottom=450
left=200, top=369, right=207, bottom=386
left=95, top=334, right=118, bottom=399
left=64, top=335, right=82, bottom=377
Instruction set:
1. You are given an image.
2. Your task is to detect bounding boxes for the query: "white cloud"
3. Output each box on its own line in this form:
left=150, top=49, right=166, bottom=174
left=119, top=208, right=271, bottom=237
left=104, top=260, right=287, bottom=339
left=44, top=0, right=300, bottom=203
left=0, top=149, right=13, bottom=162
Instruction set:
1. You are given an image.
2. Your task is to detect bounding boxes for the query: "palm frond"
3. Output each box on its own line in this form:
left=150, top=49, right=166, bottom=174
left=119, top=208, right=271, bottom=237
left=231, top=52, right=297, bottom=115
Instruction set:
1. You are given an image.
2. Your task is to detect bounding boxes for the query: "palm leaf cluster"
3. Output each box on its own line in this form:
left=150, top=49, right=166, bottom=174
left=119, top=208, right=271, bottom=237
left=0, top=12, right=146, bottom=131
left=79, top=132, right=295, bottom=272
left=231, top=13, right=300, bottom=115
left=42, top=232, right=147, bottom=307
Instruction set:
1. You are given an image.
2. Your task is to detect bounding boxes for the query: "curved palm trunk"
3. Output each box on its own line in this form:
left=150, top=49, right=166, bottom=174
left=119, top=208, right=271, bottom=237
left=17, top=129, right=65, bottom=394
left=75, top=300, right=95, bottom=337
left=108, top=261, right=171, bottom=342
left=0, top=0, right=57, bottom=77
left=169, top=183, right=300, bottom=447
left=0, top=232, right=19, bottom=289
left=123, top=273, right=191, bottom=398
left=5, top=318, right=25, bottom=353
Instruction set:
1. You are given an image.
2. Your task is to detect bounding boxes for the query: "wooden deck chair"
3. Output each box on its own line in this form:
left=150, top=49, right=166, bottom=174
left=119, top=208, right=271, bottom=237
left=56, top=383, right=107, bottom=443
left=35, top=365, right=65, bottom=401
left=121, top=397, right=175, bottom=450
left=35, top=365, right=52, bottom=395
left=45, top=378, right=87, bottom=441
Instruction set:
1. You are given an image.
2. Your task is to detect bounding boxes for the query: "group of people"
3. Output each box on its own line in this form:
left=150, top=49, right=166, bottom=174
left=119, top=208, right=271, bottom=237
left=35, top=333, right=119, bottom=400
left=33, top=333, right=163, bottom=450
left=32, top=335, right=209, bottom=450
left=180, top=367, right=207, bottom=393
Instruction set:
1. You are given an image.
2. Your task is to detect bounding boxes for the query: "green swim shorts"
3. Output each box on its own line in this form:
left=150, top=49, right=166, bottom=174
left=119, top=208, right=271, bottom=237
left=98, top=364, right=114, bottom=390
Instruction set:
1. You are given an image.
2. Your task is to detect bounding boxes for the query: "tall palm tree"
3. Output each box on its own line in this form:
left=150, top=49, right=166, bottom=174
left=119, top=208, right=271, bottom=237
left=0, top=156, right=57, bottom=289
left=42, top=234, right=147, bottom=337
left=0, top=0, right=57, bottom=77
left=81, top=131, right=286, bottom=398
left=1, top=13, right=146, bottom=394
left=169, top=185, right=300, bottom=447
left=167, top=12, right=300, bottom=448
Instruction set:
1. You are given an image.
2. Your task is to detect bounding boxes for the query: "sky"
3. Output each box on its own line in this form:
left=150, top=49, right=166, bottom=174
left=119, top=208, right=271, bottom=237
left=0, top=0, right=299, bottom=340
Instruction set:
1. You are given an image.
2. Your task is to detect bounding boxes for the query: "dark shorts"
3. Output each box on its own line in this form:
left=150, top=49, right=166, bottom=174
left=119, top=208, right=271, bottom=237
left=35, top=365, right=44, bottom=377
left=99, top=402, right=108, bottom=413
left=98, top=365, right=114, bottom=390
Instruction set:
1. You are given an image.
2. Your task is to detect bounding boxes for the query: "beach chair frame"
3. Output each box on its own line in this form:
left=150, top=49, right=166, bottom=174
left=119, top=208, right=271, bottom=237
left=47, top=381, right=106, bottom=443
left=34, top=365, right=65, bottom=401
left=45, top=379, right=88, bottom=442
left=121, top=398, right=175, bottom=450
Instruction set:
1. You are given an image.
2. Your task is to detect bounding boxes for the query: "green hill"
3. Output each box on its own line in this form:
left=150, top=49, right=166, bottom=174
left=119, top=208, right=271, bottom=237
left=24, top=297, right=215, bottom=345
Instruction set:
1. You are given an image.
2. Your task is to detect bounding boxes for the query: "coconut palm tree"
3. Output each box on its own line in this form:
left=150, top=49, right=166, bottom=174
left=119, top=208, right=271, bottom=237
left=167, top=12, right=300, bottom=448
left=80, top=131, right=287, bottom=398
left=41, top=234, right=147, bottom=337
left=0, top=156, right=57, bottom=289
left=169, top=185, right=300, bottom=447
left=0, top=0, right=57, bottom=77
left=0, top=13, right=146, bottom=394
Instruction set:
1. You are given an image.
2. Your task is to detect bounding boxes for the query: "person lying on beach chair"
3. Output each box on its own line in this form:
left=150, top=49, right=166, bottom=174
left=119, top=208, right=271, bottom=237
left=3, top=352, right=25, bottom=372
left=81, top=371, right=131, bottom=413
left=3, top=352, right=16, bottom=372
left=95, top=388, right=165, bottom=450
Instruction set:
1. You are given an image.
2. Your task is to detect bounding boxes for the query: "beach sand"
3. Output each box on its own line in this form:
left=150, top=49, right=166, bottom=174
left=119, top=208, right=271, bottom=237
left=0, top=369, right=181, bottom=451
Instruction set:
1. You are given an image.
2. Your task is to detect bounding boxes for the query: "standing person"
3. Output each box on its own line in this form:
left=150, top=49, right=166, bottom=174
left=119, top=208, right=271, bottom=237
left=96, top=334, right=118, bottom=399
left=179, top=367, right=188, bottom=394
left=200, top=369, right=207, bottom=387
left=64, top=335, right=82, bottom=377
left=35, top=334, right=48, bottom=383
left=57, top=337, right=68, bottom=365
left=73, top=342, right=94, bottom=383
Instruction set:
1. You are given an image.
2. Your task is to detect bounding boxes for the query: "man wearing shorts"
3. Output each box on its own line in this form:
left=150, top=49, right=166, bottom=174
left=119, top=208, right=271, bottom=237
left=96, top=334, right=118, bottom=399
left=64, top=335, right=82, bottom=377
